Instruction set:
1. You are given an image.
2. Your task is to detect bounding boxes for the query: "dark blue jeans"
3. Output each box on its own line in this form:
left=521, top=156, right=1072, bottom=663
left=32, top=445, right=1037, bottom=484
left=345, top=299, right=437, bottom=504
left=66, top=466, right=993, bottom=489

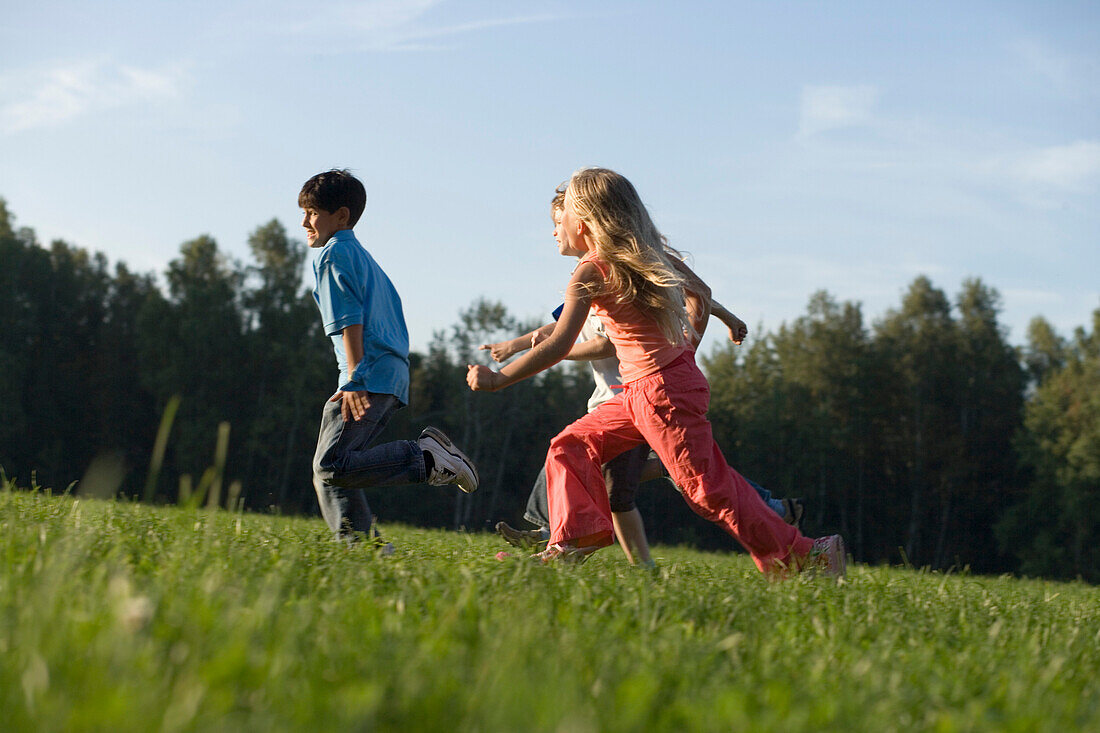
left=312, top=393, right=426, bottom=540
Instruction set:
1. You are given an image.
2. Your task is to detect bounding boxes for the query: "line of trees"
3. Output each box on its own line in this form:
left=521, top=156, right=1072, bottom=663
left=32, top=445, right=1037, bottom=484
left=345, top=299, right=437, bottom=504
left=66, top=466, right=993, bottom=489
left=1, top=199, right=1097, bottom=580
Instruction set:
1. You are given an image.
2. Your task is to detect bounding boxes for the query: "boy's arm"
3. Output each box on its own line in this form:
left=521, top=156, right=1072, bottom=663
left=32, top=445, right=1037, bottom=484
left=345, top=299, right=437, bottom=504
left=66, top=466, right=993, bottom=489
left=330, top=324, right=371, bottom=421
left=526, top=320, right=615, bottom=361
left=315, top=250, right=373, bottom=420
left=565, top=334, right=616, bottom=361
left=479, top=323, right=556, bottom=363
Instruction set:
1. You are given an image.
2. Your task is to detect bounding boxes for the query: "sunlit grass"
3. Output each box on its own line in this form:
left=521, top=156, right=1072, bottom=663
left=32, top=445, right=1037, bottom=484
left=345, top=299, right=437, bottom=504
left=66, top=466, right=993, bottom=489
left=2, top=487, right=1098, bottom=731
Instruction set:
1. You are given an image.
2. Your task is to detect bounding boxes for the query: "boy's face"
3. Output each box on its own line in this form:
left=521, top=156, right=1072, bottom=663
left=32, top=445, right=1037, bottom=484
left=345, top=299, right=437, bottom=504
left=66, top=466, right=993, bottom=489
left=553, top=207, right=583, bottom=258
left=557, top=195, right=589, bottom=257
left=301, top=206, right=350, bottom=248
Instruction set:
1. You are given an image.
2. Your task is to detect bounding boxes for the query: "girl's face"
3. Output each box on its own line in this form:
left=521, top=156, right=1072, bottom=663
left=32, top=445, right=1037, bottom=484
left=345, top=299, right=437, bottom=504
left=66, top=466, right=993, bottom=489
left=556, top=196, right=589, bottom=257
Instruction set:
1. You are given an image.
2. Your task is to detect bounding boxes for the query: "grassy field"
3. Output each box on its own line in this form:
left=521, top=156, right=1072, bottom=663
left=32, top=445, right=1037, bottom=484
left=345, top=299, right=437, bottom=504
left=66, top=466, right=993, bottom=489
left=1, top=487, right=1098, bottom=732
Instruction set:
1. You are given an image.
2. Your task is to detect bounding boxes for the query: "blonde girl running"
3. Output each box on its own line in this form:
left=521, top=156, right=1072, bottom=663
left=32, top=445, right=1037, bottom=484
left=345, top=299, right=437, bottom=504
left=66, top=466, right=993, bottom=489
left=467, top=168, right=843, bottom=577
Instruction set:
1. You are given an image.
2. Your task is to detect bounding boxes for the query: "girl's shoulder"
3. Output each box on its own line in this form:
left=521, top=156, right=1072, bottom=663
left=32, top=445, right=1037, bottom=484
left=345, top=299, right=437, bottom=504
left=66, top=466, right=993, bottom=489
left=576, top=253, right=609, bottom=279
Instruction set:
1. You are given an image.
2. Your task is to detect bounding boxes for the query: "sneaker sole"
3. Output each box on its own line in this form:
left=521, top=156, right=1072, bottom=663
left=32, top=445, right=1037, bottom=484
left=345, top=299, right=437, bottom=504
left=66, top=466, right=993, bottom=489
left=421, top=426, right=479, bottom=493
left=535, top=544, right=595, bottom=565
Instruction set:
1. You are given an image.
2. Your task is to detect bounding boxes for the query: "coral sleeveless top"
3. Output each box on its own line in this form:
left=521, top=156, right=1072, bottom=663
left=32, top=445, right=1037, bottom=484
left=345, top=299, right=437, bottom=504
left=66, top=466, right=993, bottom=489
left=578, top=253, right=689, bottom=383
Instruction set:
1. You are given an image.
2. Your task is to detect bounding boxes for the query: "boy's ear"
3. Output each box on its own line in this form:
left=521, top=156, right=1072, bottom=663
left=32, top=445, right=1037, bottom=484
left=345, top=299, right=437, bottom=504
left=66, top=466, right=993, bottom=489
left=337, top=206, right=351, bottom=226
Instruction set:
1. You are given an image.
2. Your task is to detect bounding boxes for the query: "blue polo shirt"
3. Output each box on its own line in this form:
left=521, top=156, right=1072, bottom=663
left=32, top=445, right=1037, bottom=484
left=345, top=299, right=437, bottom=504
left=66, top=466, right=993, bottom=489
left=312, top=229, right=410, bottom=404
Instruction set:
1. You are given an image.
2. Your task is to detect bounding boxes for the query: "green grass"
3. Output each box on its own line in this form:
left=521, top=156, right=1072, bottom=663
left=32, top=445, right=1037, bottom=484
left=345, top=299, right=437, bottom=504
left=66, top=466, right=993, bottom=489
left=2, top=488, right=1098, bottom=732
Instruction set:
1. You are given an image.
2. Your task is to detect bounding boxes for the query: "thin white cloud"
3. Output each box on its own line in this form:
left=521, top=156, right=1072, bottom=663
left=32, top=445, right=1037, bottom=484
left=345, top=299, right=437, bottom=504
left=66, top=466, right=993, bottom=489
left=254, top=0, right=440, bottom=39
left=1013, top=141, right=1100, bottom=191
left=0, top=58, right=186, bottom=135
left=1001, top=287, right=1065, bottom=306
left=1013, top=40, right=1073, bottom=87
left=339, top=0, right=443, bottom=31
left=789, top=78, right=1100, bottom=212
left=374, top=13, right=565, bottom=50
left=1010, top=38, right=1097, bottom=99
left=246, top=0, right=562, bottom=52
left=797, top=84, right=878, bottom=139
left=974, top=140, right=1100, bottom=209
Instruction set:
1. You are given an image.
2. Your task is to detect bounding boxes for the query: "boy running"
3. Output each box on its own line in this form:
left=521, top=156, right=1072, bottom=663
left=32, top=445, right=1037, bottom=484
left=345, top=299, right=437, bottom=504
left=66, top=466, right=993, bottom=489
left=301, top=169, right=477, bottom=542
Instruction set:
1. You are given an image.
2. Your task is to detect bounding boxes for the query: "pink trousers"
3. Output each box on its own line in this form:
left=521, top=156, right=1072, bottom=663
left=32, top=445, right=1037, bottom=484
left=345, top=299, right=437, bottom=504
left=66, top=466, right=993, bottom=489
left=545, top=353, right=813, bottom=573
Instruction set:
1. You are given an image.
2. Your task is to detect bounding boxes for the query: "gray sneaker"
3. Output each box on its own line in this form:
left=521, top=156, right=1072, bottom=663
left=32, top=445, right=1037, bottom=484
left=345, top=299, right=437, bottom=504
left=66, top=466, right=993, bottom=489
left=371, top=528, right=395, bottom=555
left=496, top=521, right=548, bottom=550
left=418, top=427, right=478, bottom=493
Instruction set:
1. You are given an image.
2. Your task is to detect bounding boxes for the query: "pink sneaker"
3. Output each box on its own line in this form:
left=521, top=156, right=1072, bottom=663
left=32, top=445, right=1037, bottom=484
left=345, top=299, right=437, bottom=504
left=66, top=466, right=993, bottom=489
left=805, top=535, right=847, bottom=579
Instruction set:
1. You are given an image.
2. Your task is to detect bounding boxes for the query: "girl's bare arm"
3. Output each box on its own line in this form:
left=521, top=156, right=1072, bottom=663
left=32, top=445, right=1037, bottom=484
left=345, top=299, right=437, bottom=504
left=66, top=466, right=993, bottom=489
left=468, top=263, right=600, bottom=391
left=668, top=257, right=712, bottom=344
left=668, top=256, right=748, bottom=345
left=710, top=299, right=748, bottom=344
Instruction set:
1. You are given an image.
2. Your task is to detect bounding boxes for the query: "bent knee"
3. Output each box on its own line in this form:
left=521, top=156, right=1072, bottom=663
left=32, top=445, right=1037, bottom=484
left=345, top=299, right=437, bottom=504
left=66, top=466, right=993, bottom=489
left=313, top=455, right=342, bottom=486
left=548, top=429, right=594, bottom=457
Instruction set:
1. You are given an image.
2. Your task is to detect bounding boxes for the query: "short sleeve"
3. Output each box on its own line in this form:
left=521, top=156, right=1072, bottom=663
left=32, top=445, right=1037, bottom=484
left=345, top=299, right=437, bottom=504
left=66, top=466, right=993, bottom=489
left=315, top=249, right=365, bottom=336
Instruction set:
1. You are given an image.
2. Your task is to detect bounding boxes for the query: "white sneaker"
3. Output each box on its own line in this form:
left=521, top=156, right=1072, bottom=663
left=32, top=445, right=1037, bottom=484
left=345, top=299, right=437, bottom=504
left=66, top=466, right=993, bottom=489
left=418, top=427, right=479, bottom=493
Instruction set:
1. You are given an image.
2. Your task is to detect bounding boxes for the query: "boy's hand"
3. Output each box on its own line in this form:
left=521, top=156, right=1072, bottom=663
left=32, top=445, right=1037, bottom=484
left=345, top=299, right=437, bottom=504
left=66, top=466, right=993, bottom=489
left=467, top=364, right=504, bottom=392
left=530, top=331, right=547, bottom=349
left=330, top=390, right=372, bottom=421
left=479, top=342, right=515, bottom=363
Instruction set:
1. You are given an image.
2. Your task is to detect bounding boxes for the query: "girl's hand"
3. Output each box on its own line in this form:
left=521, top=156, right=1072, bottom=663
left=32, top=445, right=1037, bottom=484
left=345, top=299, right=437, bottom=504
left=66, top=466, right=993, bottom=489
left=530, top=331, right=547, bottom=348
left=725, top=316, right=748, bottom=345
left=467, top=364, right=503, bottom=392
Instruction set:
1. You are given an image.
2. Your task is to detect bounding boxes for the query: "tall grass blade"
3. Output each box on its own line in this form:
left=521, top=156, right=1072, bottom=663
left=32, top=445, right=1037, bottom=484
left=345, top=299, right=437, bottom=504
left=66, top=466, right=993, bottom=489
left=143, top=395, right=181, bottom=503
left=205, top=422, right=230, bottom=510
left=179, top=474, right=193, bottom=504
left=186, top=467, right=217, bottom=510
left=227, top=480, right=243, bottom=513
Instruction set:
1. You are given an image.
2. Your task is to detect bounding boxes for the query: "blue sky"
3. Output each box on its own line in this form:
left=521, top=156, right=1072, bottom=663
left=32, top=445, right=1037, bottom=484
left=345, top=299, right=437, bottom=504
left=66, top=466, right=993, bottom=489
left=2, top=0, right=1097, bottom=354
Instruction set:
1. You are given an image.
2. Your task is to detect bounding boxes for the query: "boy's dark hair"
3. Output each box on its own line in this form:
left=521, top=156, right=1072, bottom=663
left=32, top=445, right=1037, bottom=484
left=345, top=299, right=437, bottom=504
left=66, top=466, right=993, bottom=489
left=551, top=180, right=567, bottom=211
left=298, top=169, right=367, bottom=227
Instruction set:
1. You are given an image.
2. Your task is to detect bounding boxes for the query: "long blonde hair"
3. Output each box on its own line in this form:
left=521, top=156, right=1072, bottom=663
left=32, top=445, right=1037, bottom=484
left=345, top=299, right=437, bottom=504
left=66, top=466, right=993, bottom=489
left=565, top=168, right=692, bottom=345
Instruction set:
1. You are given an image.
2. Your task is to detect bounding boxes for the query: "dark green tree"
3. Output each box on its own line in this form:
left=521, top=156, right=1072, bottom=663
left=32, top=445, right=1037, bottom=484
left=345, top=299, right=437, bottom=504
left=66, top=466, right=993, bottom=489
left=771, top=293, right=869, bottom=543
left=944, top=279, right=1025, bottom=572
left=1022, top=316, right=1067, bottom=386
left=872, top=277, right=963, bottom=567
left=999, top=309, right=1100, bottom=580
left=139, top=235, right=249, bottom=500
left=239, top=220, right=331, bottom=511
